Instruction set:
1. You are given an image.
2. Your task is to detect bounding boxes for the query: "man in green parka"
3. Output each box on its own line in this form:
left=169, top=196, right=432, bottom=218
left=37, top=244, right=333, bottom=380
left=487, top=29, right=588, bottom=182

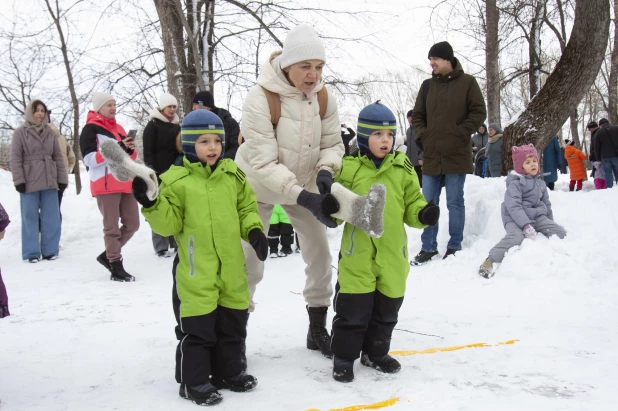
left=131, top=110, right=268, bottom=406
left=330, top=102, right=440, bottom=383
left=411, top=41, right=487, bottom=265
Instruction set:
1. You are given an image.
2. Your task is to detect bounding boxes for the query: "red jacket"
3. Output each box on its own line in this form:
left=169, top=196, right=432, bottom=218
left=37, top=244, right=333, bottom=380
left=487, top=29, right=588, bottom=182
left=79, top=111, right=137, bottom=196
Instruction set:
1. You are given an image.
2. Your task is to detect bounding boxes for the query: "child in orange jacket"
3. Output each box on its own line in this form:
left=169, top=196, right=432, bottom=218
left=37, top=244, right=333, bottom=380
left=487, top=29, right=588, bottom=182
left=564, top=140, right=587, bottom=191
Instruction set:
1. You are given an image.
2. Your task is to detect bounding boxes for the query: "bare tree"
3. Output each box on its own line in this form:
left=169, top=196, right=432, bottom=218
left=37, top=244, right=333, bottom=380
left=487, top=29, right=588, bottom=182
left=501, top=0, right=610, bottom=173
left=486, top=0, right=502, bottom=124
left=43, top=0, right=84, bottom=194
left=608, top=0, right=618, bottom=124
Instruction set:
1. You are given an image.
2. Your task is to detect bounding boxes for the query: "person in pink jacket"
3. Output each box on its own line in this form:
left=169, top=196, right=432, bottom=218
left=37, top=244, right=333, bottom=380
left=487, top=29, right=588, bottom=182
left=79, top=92, right=140, bottom=282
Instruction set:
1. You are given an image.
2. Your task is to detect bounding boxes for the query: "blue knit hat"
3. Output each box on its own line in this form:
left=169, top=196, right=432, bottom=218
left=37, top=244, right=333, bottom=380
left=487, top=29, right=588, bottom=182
left=181, top=109, right=225, bottom=161
left=357, top=101, right=397, bottom=153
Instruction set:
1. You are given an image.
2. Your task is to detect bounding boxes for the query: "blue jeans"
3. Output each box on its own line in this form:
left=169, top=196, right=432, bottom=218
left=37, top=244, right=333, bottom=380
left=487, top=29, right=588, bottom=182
left=421, top=174, right=466, bottom=252
left=601, top=157, right=618, bottom=188
left=20, top=189, right=61, bottom=260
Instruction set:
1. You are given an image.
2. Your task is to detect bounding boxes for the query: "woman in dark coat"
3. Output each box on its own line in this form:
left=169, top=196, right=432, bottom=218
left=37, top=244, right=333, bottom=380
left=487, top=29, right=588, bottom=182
left=542, top=136, right=562, bottom=190
left=142, top=93, right=182, bottom=257
left=486, top=123, right=504, bottom=177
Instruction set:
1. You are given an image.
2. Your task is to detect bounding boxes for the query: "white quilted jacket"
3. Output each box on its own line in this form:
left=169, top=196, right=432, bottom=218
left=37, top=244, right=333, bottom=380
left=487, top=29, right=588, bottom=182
left=235, top=51, right=344, bottom=205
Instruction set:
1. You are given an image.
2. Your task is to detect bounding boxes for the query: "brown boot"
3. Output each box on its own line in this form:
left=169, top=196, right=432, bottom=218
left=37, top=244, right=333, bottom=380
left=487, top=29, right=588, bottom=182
left=479, top=258, right=495, bottom=278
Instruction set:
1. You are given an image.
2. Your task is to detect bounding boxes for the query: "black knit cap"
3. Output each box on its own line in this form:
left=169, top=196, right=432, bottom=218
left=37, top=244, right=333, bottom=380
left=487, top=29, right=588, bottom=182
left=599, top=118, right=609, bottom=126
left=406, top=109, right=413, bottom=118
left=587, top=121, right=598, bottom=129
left=192, top=91, right=215, bottom=109
left=428, top=41, right=454, bottom=64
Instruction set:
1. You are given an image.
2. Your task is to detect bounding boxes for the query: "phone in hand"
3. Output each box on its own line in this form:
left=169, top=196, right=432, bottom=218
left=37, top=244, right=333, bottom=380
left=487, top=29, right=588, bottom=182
left=128, top=129, right=137, bottom=138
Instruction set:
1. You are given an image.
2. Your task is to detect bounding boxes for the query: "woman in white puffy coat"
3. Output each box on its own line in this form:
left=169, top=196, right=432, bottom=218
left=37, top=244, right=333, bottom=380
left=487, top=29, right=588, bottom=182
left=236, top=24, right=344, bottom=360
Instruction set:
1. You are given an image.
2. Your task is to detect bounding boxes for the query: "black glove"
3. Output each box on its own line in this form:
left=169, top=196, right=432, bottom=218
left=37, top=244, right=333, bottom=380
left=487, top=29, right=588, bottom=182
left=118, top=140, right=134, bottom=155
left=15, top=183, right=25, bottom=194
left=296, top=189, right=339, bottom=228
left=132, top=177, right=156, bottom=208
left=418, top=200, right=440, bottom=226
left=58, top=183, right=68, bottom=193
left=248, top=228, right=268, bottom=261
left=316, top=170, right=334, bottom=194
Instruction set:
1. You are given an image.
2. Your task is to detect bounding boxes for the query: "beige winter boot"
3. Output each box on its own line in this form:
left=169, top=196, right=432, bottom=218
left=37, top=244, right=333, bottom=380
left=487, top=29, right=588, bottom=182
left=479, top=258, right=495, bottom=278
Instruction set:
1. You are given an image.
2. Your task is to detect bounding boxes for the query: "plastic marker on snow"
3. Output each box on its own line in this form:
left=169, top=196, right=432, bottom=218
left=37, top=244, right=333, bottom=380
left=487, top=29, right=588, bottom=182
left=390, top=339, right=519, bottom=357
left=305, top=397, right=401, bottom=411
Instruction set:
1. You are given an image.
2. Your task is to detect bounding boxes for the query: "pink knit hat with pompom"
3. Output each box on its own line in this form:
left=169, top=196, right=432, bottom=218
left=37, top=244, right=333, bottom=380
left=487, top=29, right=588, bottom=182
left=512, top=144, right=539, bottom=174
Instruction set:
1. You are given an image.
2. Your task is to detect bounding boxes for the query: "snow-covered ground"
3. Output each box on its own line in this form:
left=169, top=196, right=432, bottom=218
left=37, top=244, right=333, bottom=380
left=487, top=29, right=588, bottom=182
left=1, top=166, right=617, bottom=411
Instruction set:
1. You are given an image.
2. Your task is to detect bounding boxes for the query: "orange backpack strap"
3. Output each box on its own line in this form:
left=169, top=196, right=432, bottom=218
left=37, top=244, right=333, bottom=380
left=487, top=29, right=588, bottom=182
left=260, top=86, right=281, bottom=129
left=317, top=86, right=328, bottom=119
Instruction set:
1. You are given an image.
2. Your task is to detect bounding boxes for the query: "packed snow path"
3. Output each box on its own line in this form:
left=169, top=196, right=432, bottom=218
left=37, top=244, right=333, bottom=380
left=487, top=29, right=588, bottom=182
left=1, top=168, right=617, bottom=410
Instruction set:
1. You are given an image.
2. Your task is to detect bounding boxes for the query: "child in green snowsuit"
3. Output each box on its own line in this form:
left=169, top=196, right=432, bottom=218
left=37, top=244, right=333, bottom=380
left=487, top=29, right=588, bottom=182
left=330, top=102, right=440, bottom=383
left=131, top=110, right=268, bottom=406
left=268, top=205, right=295, bottom=257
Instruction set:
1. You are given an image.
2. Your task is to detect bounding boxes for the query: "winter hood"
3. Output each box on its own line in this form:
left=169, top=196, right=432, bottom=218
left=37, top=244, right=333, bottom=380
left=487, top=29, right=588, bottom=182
left=149, top=108, right=180, bottom=124
left=256, top=50, right=325, bottom=97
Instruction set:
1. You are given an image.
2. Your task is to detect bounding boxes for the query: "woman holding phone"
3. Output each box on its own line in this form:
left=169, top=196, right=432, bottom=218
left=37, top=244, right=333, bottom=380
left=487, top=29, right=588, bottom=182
left=80, top=92, right=140, bottom=282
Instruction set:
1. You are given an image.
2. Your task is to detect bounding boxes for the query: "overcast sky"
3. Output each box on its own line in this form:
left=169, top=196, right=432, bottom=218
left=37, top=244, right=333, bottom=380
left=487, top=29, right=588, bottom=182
left=3, top=0, right=490, bottom=129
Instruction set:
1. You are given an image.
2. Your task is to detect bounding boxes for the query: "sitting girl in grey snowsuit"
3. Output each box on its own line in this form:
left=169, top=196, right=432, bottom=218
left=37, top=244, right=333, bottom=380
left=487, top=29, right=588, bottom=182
left=479, top=144, right=566, bottom=278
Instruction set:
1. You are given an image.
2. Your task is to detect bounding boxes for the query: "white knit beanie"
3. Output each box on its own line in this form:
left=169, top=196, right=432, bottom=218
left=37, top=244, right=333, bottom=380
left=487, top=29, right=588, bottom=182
left=279, top=24, right=326, bottom=70
left=157, top=93, right=178, bottom=110
left=92, top=92, right=115, bottom=112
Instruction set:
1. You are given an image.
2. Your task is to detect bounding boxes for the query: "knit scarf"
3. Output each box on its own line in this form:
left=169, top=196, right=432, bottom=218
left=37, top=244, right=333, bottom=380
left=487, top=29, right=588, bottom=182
left=24, top=101, right=48, bottom=135
left=489, top=133, right=503, bottom=144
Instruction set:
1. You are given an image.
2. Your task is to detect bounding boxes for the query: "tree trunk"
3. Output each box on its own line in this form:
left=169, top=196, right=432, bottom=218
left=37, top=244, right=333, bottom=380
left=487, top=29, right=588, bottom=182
left=204, top=0, right=215, bottom=91
left=486, top=0, right=501, bottom=124
left=502, top=0, right=611, bottom=174
left=529, top=1, right=544, bottom=99
left=608, top=0, right=618, bottom=124
left=570, top=108, right=582, bottom=148
left=155, top=0, right=181, bottom=110
left=155, top=0, right=196, bottom=114
left=44, top=0, right=82, bottom=194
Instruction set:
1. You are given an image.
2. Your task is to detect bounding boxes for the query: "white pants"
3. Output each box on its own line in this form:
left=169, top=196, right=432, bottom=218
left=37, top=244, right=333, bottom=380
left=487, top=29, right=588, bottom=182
left=241, top=202, right=333, bottom=312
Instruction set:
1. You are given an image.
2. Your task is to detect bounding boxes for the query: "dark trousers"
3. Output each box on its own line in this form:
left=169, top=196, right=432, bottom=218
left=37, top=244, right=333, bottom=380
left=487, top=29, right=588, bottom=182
left=547, top=182, right=555, bottom=191
left=267, top=222, right=294, bottom=253
left=331, top=284, right=404, bottom=361
left=172, top=256, right=248, bottom=386
left=414, top=165, right=423, bottom=188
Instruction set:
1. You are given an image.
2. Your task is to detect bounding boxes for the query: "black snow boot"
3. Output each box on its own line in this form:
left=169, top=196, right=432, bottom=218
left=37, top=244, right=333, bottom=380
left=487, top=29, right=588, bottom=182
left=360, top=353, right=401, bottom=374
left=332, top=356, right=354, bottom=383
left=442, top=248, right=457, bottom=260
left=410, top=250, right=439, bottom=266
left=569, top=186, right=575, bottom=192
left=109, top=259, right=135, bottom=282
left=211, top=372, right=257, bottom=392
left=306, top=306, right=333, bottom=358
left=179, top=383, right=223, bottom=406
left=96, top=251, right=111, bottom=272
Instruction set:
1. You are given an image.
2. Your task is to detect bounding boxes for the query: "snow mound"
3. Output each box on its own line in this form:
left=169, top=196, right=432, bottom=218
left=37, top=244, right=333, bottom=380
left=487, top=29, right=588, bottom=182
left=1, top=168, right=617, bottom=410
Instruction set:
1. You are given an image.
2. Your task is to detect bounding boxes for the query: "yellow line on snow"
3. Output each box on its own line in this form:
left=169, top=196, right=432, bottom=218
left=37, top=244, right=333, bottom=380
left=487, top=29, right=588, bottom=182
left=389, top=339, right=519, bottom=357
left=306, top=397, right=400, bottom=411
